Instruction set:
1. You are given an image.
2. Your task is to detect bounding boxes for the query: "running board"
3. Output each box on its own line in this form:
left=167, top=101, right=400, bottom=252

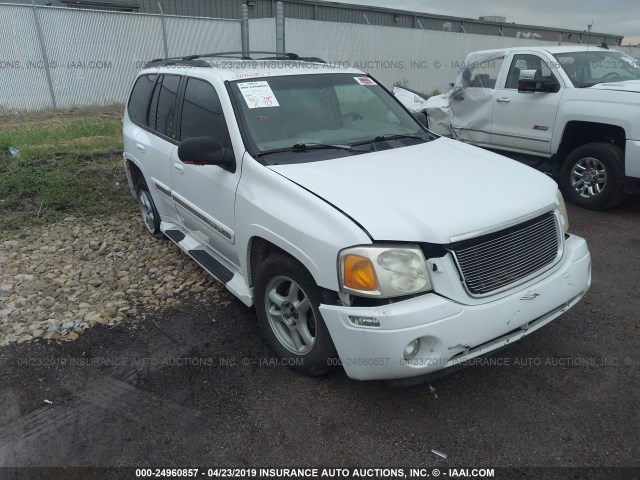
left=189, top=249, right=233, bottom=283
left=160, top=223, right=254, bottom=307
left=165, top=229, right=185, bottom=243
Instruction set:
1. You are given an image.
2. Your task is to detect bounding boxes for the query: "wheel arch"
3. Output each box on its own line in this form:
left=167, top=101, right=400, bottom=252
left=246, top=234, right=339, bottom=304
left=247, top=235, right=320, bottom=288
left=557, top=121, right=626, bottom=164
left=125, top=157, right=144, bottom=195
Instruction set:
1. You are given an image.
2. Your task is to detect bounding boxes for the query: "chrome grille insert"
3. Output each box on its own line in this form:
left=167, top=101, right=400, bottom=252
left=450, top=213, right=562, bottom=296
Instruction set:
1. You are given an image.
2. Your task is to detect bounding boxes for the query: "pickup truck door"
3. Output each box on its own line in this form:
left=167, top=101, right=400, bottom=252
left=491, top=52, right=564, bottom=155
left=170, top=77, right=241, bottom=268
left=448, top=58, right=504, bottom=145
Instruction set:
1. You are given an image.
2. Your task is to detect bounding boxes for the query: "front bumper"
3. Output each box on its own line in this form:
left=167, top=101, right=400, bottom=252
left=626, top=140, right=640, bottom=179
left=319, top=234, right=591, bottom=381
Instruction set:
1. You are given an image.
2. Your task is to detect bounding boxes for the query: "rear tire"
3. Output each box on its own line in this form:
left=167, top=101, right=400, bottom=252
left=254, top=253, right=338, bottom=376
left=560, top=142, right=625, bottom=211
left=136, top=179, right=164, bottom=239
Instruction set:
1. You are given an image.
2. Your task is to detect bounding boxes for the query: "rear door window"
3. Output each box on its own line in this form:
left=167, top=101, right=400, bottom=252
left=154, top=75, right=180, bottom=138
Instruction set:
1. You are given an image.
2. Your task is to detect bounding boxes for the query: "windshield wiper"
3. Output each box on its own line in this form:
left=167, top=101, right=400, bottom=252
left=352, top=133, right=426, bottom=146
left=257, top=142, right=366, bottom=157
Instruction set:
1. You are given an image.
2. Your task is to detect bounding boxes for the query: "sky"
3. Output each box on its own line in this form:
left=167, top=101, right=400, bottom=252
left=325, top=0, right=640, bottom=45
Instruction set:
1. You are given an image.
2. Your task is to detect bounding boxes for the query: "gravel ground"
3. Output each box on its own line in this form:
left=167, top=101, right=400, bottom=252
left=0, top=198, right=638, bottom=474
left=0, top=213, right=227, bottom=346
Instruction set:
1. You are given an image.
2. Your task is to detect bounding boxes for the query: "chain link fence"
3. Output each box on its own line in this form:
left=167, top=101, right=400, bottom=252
left=0, top=4, right=240, bottom=110
left=2, top=2, right=639, bottom=110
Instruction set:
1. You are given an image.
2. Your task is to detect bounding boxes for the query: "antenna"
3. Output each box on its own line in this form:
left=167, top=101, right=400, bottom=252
left=578, top=21, right=593, bottom=87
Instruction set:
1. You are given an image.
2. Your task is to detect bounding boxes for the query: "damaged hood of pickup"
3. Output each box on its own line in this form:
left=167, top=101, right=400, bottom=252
left=269, top=137, right=558, bottom=244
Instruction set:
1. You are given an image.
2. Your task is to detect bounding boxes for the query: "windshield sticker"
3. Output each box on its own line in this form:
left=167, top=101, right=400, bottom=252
left=238, top=81, right=280, bottom=108
left=232, top=72, right=270, bottom=80
left=354, top=76, right=376, bottom=86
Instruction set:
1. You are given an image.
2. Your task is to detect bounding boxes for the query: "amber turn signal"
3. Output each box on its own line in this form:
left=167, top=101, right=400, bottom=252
left=342, top=254, right=379, bottom=292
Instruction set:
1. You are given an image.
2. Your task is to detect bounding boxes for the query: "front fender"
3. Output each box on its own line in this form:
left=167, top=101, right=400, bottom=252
left=235, top=155, right=371, bottom=291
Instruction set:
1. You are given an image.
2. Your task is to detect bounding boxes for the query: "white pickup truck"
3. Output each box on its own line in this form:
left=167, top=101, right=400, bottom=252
left=397, top=45, right=640, bottom=210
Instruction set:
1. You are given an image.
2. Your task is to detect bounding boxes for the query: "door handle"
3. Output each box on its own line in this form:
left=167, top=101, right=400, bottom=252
left=496, top=97, right=511, bottom=103
left=136, top=143, right=146, bottom=153
left=174, top=162, right=184, bottom=174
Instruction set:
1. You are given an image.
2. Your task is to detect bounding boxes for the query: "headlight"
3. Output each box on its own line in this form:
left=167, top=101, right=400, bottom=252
left=339, top=245, right=432, bottom=297
left=556, top=189, right=569, bottom=234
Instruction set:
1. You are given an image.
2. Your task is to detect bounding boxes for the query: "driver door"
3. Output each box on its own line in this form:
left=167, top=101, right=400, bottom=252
left=491, top=52, right=564, bottom=155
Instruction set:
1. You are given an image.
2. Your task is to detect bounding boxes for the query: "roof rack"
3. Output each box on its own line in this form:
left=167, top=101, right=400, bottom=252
left=145, top=51, right=325, bottom=68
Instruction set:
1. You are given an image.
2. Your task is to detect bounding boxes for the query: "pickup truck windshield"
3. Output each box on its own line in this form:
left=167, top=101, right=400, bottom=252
left=230, top=73, right=429, bottom=162
left=553, top=51, right=640, bottom=87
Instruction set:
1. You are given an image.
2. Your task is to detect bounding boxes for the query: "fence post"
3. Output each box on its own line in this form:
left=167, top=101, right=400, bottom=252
left=31, top=0, right=56, bottom=108
left=241, top=4, right=249, bottom=58
left=276, top=1, right=285, bottom=55
left=157, top=1, right=169, bottom=58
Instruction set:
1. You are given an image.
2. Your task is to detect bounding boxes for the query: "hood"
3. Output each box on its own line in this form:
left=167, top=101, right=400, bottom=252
left=269, top=138, right=558, bottom=244
left=588, top=79, right=640, bottom=93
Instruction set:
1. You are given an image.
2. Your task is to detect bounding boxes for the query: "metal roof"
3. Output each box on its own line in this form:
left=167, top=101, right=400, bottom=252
left=1, top=0, right=625, bottom=45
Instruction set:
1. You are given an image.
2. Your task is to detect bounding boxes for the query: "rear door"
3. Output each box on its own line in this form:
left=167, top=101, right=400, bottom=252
left=490, top=52, right=564, bottom=155
left=126, top=73, right=177, bottom=220
left=170, top=77, right=241, bottom=268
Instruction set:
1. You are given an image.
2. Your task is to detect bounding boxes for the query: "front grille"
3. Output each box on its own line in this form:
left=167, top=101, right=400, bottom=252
left=450, top=213, right=561, bottom=296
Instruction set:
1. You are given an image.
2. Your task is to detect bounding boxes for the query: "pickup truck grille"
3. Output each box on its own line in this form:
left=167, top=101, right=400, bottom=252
left=450, top=213, right=561, bottom=296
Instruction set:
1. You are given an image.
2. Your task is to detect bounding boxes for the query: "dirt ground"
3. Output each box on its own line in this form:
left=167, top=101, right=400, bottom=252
left=0, top=197, right=638, bottom=478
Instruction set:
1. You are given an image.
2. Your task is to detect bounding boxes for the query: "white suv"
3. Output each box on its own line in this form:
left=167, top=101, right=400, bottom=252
left=123, top=52, right=591, bottom=383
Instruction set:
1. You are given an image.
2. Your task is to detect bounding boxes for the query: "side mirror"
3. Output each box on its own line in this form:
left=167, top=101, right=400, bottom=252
left=178, top=137, right=233, bottom=169
left=412, top=111, right=429, bottom=128
left=450, top=86, right=464, bottom=101
left=517, top=69, right=559, bottom=93
left=518, top=79, right=559, bottom=93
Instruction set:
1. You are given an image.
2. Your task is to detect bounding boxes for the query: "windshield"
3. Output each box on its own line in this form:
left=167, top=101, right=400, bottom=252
left=230, top=73, right=429, bottom=162
left=553, top=51, right=640, bottom=87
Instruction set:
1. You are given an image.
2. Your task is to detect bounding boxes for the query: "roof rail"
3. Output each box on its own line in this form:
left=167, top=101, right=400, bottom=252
left=145, top=51, right=326, bottom=68
left=260, top=55, right=326, bottom=63
left=145, top=58, right=212, bottom=68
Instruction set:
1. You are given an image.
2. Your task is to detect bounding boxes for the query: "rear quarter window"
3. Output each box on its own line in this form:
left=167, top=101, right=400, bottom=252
left=127, top=74, right=156, bottom=125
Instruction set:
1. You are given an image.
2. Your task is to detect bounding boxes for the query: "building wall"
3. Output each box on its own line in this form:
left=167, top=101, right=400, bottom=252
left=284, top=18, right=561, bottom=94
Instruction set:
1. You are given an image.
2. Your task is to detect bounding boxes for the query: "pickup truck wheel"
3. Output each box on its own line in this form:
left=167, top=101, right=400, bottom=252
left=560, top=143, right=624, bottom=210
left=137, top=180, right=164, bottom=238
left=254, top=254, right=338, bottom=376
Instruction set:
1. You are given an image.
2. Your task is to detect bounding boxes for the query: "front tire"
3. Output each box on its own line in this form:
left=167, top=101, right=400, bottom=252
left=560, top=142, right=625, bottom=210
left=254, top=254, right=338, bottom=376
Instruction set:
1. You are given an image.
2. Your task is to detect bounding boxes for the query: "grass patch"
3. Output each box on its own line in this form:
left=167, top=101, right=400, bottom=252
left=0, top=104, right=135, bottom=234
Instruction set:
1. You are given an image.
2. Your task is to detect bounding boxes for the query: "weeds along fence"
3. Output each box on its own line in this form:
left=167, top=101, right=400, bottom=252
left=2, top=3, right=640, bottom=110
